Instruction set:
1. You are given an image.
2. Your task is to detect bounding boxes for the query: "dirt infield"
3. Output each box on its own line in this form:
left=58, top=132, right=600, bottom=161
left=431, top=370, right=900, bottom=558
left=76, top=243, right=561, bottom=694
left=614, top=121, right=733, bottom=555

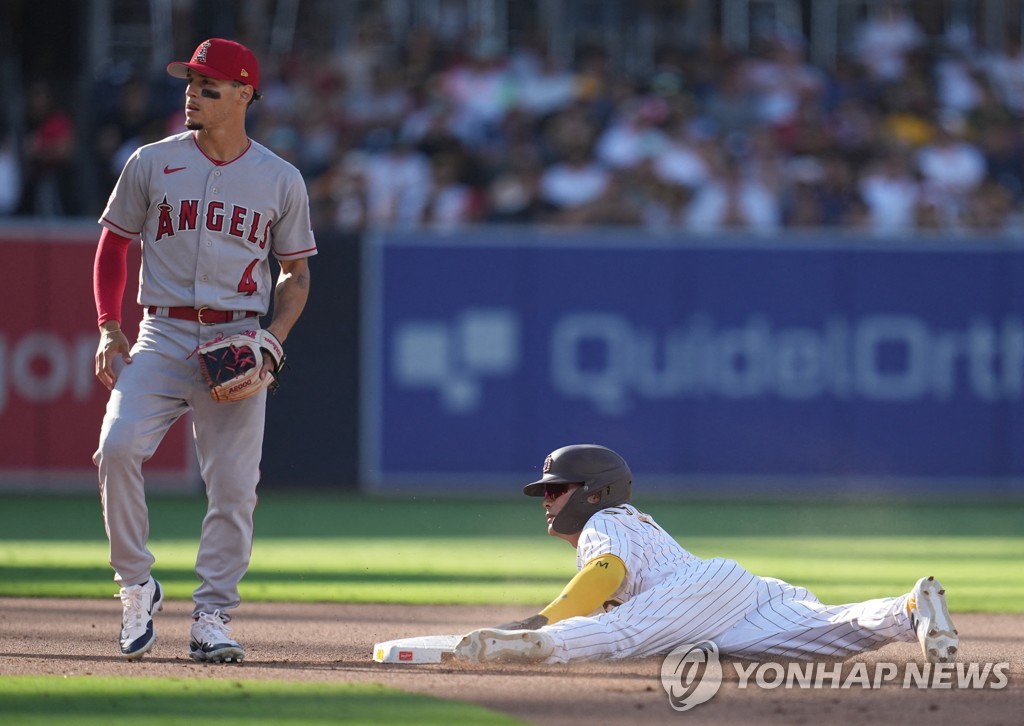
left=0, top=597, right=1020, bottom=725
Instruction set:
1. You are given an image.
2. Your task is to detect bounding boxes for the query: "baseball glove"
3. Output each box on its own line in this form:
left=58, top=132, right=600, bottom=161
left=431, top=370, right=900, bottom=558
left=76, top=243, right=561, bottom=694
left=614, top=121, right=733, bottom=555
left=196, top=329, right=285, bottom=402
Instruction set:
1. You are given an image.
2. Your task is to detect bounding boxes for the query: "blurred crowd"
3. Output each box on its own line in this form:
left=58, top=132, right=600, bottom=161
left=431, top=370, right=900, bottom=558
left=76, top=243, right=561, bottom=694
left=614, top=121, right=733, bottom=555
left=7, top=4, right=1024, bottom=236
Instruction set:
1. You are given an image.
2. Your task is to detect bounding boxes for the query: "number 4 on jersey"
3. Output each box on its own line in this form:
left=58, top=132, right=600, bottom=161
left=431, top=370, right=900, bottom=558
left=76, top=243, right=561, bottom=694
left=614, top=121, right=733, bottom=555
left=237, top=258, right=259, bottom=295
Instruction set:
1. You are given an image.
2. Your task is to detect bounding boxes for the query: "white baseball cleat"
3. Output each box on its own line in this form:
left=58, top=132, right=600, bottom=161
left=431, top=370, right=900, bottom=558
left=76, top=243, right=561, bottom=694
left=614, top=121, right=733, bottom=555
left=118, top=578, right=164, bottom=660
left=189, top=610, right=245, bottom=664
left=907, top=576, right=959, bottom=663
left=454, top=628, right=554, bottom=663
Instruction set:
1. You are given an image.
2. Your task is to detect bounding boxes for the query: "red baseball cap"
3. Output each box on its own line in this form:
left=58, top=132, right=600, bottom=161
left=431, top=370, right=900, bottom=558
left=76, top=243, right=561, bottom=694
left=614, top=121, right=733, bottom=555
left=167, top=39, right=260, bottom=91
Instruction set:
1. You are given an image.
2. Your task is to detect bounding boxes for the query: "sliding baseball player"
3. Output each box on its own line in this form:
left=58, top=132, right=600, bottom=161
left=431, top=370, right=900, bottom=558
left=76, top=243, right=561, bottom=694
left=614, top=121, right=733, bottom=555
left=454, top=444, right=958, bottom=664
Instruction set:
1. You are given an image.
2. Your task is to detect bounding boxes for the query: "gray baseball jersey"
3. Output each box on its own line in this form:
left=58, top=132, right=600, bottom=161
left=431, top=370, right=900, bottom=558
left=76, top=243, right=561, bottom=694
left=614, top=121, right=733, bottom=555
left=100, top=131, right=316, bottom=311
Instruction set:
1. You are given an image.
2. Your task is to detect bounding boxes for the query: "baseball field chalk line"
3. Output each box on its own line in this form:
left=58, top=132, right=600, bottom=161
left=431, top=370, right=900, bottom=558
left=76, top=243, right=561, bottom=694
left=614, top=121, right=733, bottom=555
left=372, top=634, right=463, bottom=664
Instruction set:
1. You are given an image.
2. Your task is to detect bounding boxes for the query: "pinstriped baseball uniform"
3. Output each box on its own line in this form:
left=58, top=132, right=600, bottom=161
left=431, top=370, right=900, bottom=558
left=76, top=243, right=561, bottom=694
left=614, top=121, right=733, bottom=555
left=95, top=129, right=316, bottom=618
left=541, top=505, right=916, bottom=663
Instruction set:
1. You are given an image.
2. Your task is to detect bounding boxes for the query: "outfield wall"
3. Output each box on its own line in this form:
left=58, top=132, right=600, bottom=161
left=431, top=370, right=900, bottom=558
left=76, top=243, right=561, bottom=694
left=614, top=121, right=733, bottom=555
left=361, top=228, right=1024, bottom=497
left=0, top=223, right=198, bottom=491
left=5, top=223, right=1024, bottom=497
left=0, top=223, right=361, bottom=492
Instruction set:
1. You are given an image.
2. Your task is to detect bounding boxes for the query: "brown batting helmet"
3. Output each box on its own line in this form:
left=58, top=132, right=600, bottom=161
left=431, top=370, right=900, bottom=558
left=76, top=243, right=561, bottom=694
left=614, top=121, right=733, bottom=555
left=523, top=444, right=632, bottom=534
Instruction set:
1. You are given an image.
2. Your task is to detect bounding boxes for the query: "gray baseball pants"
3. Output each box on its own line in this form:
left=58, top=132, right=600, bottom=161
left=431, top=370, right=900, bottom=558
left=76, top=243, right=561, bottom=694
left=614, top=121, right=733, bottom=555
left=94, top=312, right=266, bottom=619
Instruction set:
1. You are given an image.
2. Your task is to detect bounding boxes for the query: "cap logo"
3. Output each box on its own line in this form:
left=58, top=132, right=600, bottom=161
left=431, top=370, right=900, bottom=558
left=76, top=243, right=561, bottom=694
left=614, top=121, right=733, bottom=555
left=240, top=68, right=249, bottom=78
left=194, top=40, right=211, bottom=63
left=542, top=455, right=553, bottom=473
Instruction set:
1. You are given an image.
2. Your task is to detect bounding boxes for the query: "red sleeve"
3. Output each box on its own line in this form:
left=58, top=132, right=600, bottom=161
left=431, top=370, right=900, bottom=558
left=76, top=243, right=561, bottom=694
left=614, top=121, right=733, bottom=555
left=93, top=227, right=133, bottom=326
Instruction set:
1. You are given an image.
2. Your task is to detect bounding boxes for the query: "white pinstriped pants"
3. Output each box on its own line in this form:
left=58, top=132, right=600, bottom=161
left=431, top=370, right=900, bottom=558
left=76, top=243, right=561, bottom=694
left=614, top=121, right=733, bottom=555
left=713, top=577, right=916, bottom=659
left=541, top=563, right=916, bottom=663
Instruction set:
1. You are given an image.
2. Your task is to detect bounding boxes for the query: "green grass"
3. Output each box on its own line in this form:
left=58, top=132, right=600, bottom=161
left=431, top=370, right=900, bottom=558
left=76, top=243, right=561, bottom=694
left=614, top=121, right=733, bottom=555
left=1, top=495, right=1018, bottom=726
left=0, top=494, right=1021, bottom=611
left=0, top=676, right=526, bottom=725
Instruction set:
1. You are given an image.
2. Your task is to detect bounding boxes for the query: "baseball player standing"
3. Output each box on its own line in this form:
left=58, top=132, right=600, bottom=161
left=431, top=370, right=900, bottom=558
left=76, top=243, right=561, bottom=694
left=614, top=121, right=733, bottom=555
left=92, top=38, right=317, bottom=662
left=455, top=445, right=959, bottom=665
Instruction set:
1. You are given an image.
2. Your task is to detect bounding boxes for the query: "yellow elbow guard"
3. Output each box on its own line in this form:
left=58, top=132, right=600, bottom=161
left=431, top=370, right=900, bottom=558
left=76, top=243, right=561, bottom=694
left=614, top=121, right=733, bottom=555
left=539, top=554, right=626, bottom=624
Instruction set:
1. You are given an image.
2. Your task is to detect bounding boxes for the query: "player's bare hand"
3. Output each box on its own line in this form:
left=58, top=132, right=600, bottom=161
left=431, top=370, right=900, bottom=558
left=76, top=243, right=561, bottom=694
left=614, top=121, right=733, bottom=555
left=259, top=350, right=275, bottom=380
left=95, top=327, right=132, bottom=390
left=256, top=331, right=285, bottom=394
left=257, top=349, right=285, bottom=395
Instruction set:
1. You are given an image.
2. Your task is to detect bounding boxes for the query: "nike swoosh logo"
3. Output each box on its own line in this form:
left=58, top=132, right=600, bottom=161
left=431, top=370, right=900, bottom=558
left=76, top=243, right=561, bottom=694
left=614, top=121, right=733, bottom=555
left=164, top=165, right=186, bottom=174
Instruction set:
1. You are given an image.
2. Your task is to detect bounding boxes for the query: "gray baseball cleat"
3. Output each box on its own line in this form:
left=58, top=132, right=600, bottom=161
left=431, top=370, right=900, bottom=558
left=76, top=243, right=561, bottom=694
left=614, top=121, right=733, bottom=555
left=118, top=578, right=164, bottom=659
left=453, top=628, right=554, bottom=663
left=189, top=610, right=245, bottom=663
left=907, top=576, right=959, bottom=663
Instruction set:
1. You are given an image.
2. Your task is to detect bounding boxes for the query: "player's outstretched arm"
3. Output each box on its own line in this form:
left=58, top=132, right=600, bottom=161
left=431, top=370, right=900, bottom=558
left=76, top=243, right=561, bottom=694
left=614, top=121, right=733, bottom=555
left=494, top=554, right=627, bottom=630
